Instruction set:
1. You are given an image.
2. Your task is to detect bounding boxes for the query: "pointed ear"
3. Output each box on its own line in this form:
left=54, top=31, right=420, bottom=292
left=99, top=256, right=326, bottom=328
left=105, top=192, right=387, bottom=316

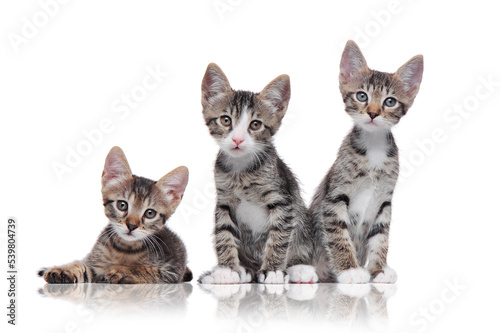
left=259, top=74, right=291, bottom=115
left=394, top=55, right=423, bottom=98
left=102, top=146, right=132, bottom=186
left=201, top=63, right=232, bottom=107
left=157, top=166, right=189, bottom=210
left=339, top=40, right=369, bottom=85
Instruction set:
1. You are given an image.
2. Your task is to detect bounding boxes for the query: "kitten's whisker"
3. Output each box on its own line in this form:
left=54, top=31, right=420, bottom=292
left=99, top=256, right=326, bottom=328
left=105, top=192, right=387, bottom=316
left=151, top=234, right=168, bottom=249
left=146, top=237, right=157, bottom=258
left=149, top=235, right=164, bottom=259
left=149, top=235, right=165, bottom=259
left=141, top=238, right=151, bottom=257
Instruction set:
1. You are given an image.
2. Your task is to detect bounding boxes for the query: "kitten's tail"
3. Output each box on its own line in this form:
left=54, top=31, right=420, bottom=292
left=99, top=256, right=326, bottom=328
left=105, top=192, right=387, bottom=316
left=183, top=267, right=193, bottom=282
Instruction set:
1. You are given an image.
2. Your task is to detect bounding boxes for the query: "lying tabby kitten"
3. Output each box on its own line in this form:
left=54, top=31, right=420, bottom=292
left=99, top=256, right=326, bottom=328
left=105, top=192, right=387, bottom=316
left=199, top=63, right=316, bottom=284
left=310, top=41, right=423, bottom=283
left=39, top=146, right=191, bottom=284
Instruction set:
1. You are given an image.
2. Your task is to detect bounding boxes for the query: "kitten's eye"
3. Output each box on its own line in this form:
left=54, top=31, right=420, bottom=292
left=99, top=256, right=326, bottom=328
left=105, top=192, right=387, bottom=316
left=249, top=120, right=262, bottom=131
left=356, top=92, right=368, bottom=102
left=117, top=200, right=128, bottom=212
left=144, top=209, right=157, bottom=219
left=220, top=116, right=232, bottom=127
left=384, top=97, right=397, bottom=107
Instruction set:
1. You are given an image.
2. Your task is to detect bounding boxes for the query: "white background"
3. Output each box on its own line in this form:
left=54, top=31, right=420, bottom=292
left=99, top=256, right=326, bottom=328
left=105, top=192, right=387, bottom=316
left=1, top=0, right=499, bottom=332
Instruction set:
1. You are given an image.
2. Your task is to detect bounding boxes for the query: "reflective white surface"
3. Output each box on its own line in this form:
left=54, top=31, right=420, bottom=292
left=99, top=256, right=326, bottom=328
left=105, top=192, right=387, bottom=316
left=36, top=282, right=395, bottom=332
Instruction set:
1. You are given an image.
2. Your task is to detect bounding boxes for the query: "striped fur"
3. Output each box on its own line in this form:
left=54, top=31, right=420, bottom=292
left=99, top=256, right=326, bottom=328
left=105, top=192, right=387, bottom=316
left=199, top=63, right=314, bottom=284
left=39, top=147, right=191, bottom=284
left=310, top=41, right=423, bottom=283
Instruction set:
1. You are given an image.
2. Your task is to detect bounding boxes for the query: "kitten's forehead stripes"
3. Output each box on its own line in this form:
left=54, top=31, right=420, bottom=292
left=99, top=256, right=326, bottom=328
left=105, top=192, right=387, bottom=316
left=229, top=90, right=256, bottom=118
left=131, top=176, right=156, bottom=201
left=368, top=71, right=394, bottom=89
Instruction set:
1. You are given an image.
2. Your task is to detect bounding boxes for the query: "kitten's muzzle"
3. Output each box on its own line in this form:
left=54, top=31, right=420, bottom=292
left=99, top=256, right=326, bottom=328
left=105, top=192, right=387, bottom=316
left=368, top=111, right=379, bottom=120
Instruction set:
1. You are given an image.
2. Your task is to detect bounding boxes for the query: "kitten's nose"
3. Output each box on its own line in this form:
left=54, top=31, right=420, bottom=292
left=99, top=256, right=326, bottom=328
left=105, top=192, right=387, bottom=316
left=232, top=138, right=244, bottom=146
left=368, top=112, right=379, bottom=120
left=126, top=222, right=138, bottom=232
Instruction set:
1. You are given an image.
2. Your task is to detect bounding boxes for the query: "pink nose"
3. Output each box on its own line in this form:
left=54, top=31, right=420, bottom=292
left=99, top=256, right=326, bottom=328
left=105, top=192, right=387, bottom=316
left=232, top=138, right=244, bottom=146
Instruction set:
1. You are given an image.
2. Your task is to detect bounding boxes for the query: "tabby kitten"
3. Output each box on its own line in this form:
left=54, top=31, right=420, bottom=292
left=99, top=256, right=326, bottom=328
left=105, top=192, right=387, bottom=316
left=310, top=41, right=423, bottom=283
left=39, top=146, right=191, bottom=284
left=198, top=63, right=316, bottom=284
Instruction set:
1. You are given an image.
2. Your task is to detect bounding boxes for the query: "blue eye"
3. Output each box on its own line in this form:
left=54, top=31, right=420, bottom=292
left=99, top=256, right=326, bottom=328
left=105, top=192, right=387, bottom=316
left=144, top=209, right=156, bottom=219
left=384, top=97, right=397, bottom=107
left=356, top=92, right=368, bottom=102
left=117, top=201, right=128, bottom=212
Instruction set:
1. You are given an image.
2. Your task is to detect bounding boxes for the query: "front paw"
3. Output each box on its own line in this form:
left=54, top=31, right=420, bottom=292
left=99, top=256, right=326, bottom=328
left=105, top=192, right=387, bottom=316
left=337, top=267, right=370, bottom=284
left=104, top=269, right=135, bottom=284
left=371, top=267, right=397, bottom=284
left=40, top=265, right=82, bottom=284
left=199, top=266, right=251, bottom=284
left=258, top=270, right=289, bottom=284
left=287, top=265, right=318, bottom=284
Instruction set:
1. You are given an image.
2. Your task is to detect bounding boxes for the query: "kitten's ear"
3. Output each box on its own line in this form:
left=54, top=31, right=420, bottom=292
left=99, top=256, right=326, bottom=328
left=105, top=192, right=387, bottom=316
left=339, top=40, right=369, bottom=85
left=201, top=63, right=232, bottom=107
left=102, top=146, right=132, bottom=186
left=394, top=55, right=423, bottom=98
left=259, top=74, right=291, bottom=115
left=157, top=166, right=189, bottom=210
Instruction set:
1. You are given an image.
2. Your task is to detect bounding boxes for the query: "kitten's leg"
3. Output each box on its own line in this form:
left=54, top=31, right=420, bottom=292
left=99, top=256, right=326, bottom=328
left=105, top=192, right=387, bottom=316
left=322, top=194, right=369, bottom=284
left=39, top=260, right=94, bottom=284
left=199, top=204, right=251, bottom=284
left=286, top=213, right=318, bottom=283
left=103, top=264, right=183, bottom=284
left=258, top=199, right=295, bottom=284
left=366, top=201, right=397, bottom=283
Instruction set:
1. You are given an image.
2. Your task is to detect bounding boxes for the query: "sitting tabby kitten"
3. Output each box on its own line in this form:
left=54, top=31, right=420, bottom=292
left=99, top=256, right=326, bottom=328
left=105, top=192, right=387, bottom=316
left=310, top=41, right=423, bottom=283
left=199, top=63, right=316, bottom=284
left=39, top=146, right=191, bottom=284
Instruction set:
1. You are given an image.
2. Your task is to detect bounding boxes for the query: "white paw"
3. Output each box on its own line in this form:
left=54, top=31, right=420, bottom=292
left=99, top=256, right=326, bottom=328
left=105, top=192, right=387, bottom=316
left=237, top=267, right=252, bottom=283
left=372, top=267, right=397, bottom=284
left=287, top=265, right=318, bottom=284
left=200, top=267, right=244, bottom=284
left=258, top=270, right=289, bottom=284
left=286, top=284, right=319, bottom=301
left=337, top=268, right=370, bottom=284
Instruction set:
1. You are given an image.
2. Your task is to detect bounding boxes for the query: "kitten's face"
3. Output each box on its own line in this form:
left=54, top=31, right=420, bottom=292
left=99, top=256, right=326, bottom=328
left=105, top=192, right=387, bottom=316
left=101, top=147, right=188, bottom=242
left=339, top=40, right=423, bottom=132
left=201, top=63, right=290, bottom=160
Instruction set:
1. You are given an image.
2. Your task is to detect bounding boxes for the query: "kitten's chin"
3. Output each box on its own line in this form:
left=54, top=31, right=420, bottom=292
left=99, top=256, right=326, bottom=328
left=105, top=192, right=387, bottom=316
left=221, top=146, right=251, bottom=158
left=114, top=227, right=145, bottom=242
left=119, top=233, right=142, bottom=242
left=356, top=119, right=391, bottom=132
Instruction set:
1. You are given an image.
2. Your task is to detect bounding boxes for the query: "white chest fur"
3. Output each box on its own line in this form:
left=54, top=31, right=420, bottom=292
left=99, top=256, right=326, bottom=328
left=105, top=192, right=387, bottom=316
left=367, top=146, right=388, bottom=169
left=235, top=200, right=269, bottom=234
left=361, top=129, right=389, bottom=169
left=348, top=184, right=381, bottom=225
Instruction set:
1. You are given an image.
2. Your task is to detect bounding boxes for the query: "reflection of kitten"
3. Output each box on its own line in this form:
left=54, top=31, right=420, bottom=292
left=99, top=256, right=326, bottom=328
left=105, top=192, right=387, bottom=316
left=39, top=146, right=191, bottom=284
left=311, top=40, right=423, bottom=283
left=198, top=63, right=316, bottom=284
left=199, top=283, right=394, bottom=328
left=39, top=283, right=193, bottom=315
